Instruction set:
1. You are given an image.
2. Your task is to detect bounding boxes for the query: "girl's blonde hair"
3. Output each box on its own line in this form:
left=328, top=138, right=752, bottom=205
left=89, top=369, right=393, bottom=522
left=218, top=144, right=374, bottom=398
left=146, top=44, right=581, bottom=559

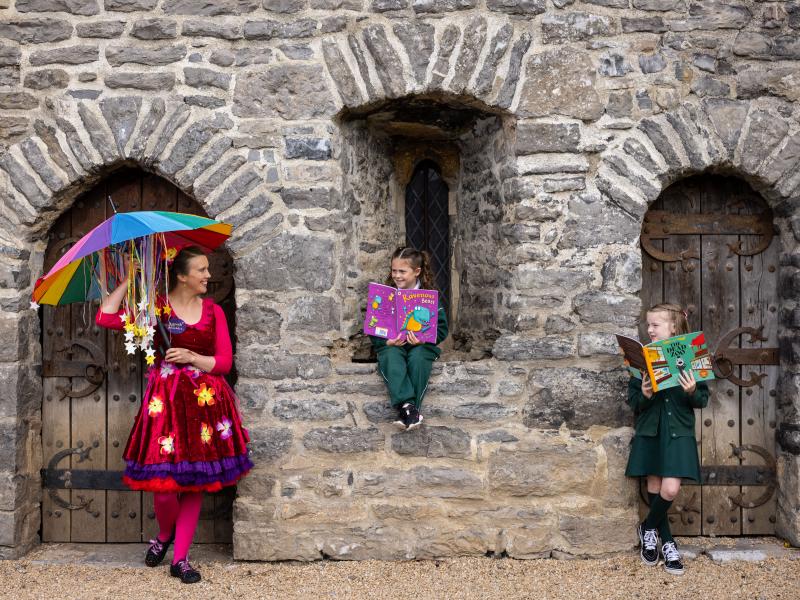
left=648, top=302, right=690, bottom=335
left=385, top=246, right=436, bottom=290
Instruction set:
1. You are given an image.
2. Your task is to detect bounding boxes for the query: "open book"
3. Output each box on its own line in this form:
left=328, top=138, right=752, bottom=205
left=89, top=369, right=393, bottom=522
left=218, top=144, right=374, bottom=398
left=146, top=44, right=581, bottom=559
left=363, top=282, right=439, bottom=344
left=616, top=331, right=715, bottom=392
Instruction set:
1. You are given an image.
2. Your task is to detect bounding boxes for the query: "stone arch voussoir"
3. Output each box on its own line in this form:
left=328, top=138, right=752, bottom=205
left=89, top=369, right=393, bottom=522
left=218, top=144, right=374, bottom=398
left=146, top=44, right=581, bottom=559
left=321, top=15, right=532, bottom=115
left=0, top=98, right=264, bottom=249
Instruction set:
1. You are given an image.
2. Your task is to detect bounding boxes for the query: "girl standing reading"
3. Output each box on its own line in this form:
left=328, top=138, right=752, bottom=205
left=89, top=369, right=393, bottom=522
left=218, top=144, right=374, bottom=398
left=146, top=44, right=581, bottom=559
left=625, top=303, right=709, bottom=575
left=370, top=247, right=449, bottom=430
left=96, top=246, right=252, bottom=583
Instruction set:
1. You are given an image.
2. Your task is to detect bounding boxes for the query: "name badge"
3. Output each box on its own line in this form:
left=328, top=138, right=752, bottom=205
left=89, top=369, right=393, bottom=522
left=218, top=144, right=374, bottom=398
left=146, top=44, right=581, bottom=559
left=166, top=317, right=186, bottom=335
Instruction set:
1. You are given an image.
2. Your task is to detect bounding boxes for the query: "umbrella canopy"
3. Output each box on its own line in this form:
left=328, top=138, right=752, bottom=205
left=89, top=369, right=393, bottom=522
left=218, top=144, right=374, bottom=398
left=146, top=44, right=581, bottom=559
left=33, top=211, right=231, bottom=306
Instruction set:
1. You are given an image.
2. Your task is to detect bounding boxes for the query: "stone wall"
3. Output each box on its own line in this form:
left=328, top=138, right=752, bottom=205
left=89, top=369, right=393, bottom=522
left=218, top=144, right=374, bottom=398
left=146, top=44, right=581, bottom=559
left=1, top=0, right=800, bottom=559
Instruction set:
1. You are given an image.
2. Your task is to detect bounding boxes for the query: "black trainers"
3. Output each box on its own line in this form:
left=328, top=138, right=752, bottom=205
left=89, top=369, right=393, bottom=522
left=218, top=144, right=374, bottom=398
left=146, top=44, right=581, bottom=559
left=393, top=406, right=408, bottom=430
left=170, top=559, right=202, bottom=584
left=661, top=541, right=685, bottom=575
left=637, top=523, right=659, bottom=566
left=403, top=403, right=423, bottom=430
left=144, top=533, right=174, bottom=567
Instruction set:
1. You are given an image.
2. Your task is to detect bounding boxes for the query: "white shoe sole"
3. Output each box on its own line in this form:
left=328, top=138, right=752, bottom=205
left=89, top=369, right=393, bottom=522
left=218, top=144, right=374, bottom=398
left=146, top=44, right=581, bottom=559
left=393, top=419, right=407, bottom=430
left=406, top=416, right=423, bottom=431
left=664, top=565, right=685, bottom=576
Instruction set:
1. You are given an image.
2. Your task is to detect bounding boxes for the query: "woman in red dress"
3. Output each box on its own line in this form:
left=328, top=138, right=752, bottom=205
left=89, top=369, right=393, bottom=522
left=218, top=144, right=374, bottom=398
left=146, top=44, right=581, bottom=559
left=97, top=246, right=252, bottom=584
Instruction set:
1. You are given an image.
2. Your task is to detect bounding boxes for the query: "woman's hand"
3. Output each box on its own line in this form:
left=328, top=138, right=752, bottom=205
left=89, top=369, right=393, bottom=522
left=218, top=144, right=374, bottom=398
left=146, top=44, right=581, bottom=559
left=641, top=374, right=653, bottom=399
left=405, top=331, right=422, bottom=346
left=386, top=334, right=406, bottom=347
left=165, top=347, right=195, bottom=365
left=678, top=370, right=697, bottom=395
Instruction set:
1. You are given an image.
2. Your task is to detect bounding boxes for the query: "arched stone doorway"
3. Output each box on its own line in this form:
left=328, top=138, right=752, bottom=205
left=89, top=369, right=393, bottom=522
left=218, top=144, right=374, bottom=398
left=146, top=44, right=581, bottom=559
left=40, top=168, right=236, bottom=543
left=640, top=174, right=779, bottom=536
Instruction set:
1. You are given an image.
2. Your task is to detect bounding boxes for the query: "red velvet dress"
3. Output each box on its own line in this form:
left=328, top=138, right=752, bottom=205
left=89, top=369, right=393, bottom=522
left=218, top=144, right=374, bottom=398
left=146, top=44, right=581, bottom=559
left=96, top=298, right=252, bottom=493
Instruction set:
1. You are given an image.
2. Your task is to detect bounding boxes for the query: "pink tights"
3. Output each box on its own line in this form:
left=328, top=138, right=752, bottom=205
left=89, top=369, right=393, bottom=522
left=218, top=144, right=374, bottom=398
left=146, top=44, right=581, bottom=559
left=153, top=492, right=203, bottom=563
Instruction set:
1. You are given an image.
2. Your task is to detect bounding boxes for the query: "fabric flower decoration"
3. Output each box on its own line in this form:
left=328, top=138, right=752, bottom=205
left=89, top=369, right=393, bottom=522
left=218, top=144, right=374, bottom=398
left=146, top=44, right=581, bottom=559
left=194, top=383, right=216, bottom=407
left=147, top=396, right=164, bottom=417
left=158, top=434, right=175, bottom=455
left=185, top=365, right=202, bottom=379
left=163, top=246, right=178, bottom=263
left=200, top=422, right=213, bottom=444
left=160, top=363, right=175, bottom=379
left=216, top=417, right=232, bottom=440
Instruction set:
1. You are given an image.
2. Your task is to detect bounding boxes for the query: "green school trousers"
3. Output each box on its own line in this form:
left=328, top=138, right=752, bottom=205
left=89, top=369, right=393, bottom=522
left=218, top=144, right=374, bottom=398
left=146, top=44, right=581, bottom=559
left=376, top=344, right=441, bottom=409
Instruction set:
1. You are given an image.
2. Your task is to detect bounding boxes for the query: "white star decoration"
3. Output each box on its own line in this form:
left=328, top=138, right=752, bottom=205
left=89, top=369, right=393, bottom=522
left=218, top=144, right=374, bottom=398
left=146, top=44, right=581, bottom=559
left=29, top=300, right=39, bottom=310
left=124, top=341, right=136, bottom=355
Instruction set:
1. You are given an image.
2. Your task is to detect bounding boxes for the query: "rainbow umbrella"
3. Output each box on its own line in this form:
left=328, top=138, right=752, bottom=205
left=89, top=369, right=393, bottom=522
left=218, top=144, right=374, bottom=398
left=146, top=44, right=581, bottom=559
left=33, top=211, right=231, bottom=306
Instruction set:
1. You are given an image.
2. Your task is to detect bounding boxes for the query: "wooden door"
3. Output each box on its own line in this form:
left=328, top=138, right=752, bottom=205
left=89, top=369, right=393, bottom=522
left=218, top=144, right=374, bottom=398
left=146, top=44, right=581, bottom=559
left=41, top=168, right=236, bottom=543
left=639, top=175, right=779, bottom=536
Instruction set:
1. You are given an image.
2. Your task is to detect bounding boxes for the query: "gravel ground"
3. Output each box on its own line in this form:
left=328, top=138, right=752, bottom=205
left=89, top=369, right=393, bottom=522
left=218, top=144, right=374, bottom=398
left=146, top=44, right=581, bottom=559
left=2, top=540, right=799, bottom=600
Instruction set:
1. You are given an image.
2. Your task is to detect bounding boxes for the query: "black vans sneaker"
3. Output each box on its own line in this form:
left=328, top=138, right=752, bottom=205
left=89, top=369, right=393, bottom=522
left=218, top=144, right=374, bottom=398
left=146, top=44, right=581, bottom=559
left=170, top=559, right=202, bottom=584
left=144, top=533, right=173, bottom=567
left=637, top=523, right=659, bottom=566
left=404, top=404, right=423, bottom=430
left=394, top=405, right=409, bottom=430
left=661, top=541, right=685, bottom=575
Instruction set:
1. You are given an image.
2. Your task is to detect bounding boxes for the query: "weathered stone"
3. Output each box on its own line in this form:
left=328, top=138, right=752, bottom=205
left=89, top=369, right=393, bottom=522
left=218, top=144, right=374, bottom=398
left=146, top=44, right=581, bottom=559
left=76, top=20, right=125, bottom=38
left=175, top=135, right=233, bottom=188
left=287, top=296, right=340, bottom=333
left=238, top=348, right=331, bottom=380
left=243, top=19, right=318, bottom=40
left=233, top=65, right=335, bottom=119
left=23, top=68, right=68, bottom=90
left=104, top=0, right=157, bottom=10
left=413, top=0, right=476, bottom=13
left=16, top=0, right=98, bottom=16
left=32, top=119, right=78, bottom=180
left=20, top=139, right=63, bottom=192
left=559, top=191, right=640, bottom=248
left=691, top=75, right=729, bottom=98
left=0, top=92, right=38, bottom=110
left=184, top=67, right=231, bottom=90
left=29, top=45, right=98, bottom=66
left=542, top=12, right=616, bottom=44
left=144, top=103, right=190, bottom=165
left=449, top=16, right=487, bottom=93
left=739, top=110, right=789, bottom=175
left=669, top=2, right=751, bottom=32
left=185, top=95, right=228, bottom=109
left=517, top=153, right=589, bottom=174
left=559, top=513, right=635, bottom=555
left=131, top=18, right=178, bottom=40
left=163, top=0, right=259, bottom=15
left=577, top=333, right=619, bottom=357
left=99, top=96, right=141, bottom=156
left=736, top=66, right=800, bottom=102
left=159, top=115, right=232, bottom=177
left=573, top=291, right=640, bottom=327
left=543, top=177, right=585, bottom=193
left=284, top=138, right=332, bottom=161
left=486, top=0, right=544, bottom=15
left=602, top=253, right=641, bottom=294
left=0, top=46, right=20, bottom=68
left=633, top=0, right=679, bottom=9
left=524, top=367, right=629, bottom=429
left=248, top=427, right=293, bottom=461
left=55, top=115, right=95, bottom=171
left=473, top=23, right=513, bottom=97
left=0, top=18, right=72, bottom=43
left=303, top=427, right=384, bottom=453
left=210, top=168, right=262, bottom=213
left=637, top=117, right=683, bottom=168
left=273, top=398, right=346, bottom=421
left=495, top=30, right=531, bottom=109
left=322, top=40, right=361, bottom=107
left=639, top=53, right=666, bottom=74
left=193, top=154, right=246, bottom=199
left=77, top=102, right=117, bottom=163
left=488, top=444, right=597, bottom=496
left=391, top=426, right=471, bottom=459
left=622, top=17, right=666, bottom=33
left=264, top=0, right=307, bottom=12
left=429, top=24, right=459, bottom=88
left=372, top=0, right=407, bottom=10
left=362, top=25, right=406, bottom=98
left=182, top=20, right=242, bottom=40
left=518, top=47, right=602, bottom=120
left=236, top=304, right=282, bottom=346
left=606, top=90, right=632, bottom=118
left=582, top=0, right=625, bottom=6
left=106, top=45, right=187, bottom=66
left=238, top=232, right=334, bottom=292
left=106, top=71, right=175, bottom=90
left=0, top=154, right=47, bottom=209
left=493, top=335, right=574, bottom=360
left=392, top=21, right=435, bottom=86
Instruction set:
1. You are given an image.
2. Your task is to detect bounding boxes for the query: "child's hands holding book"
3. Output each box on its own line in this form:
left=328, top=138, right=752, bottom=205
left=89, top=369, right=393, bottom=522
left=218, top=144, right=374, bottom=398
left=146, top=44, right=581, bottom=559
left=405, top=331, right=422, bottom=346
left=641, top=375, right=653, bottom=399
left=678, top=370, right=697, bottom=394
left=386, top=331, right=423, bottom=347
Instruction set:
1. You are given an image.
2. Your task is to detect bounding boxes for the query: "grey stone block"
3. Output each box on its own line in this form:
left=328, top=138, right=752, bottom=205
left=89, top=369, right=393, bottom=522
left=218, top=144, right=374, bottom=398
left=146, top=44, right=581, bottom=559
left=449, top=16, right=486, bottom=93
left=20, top=139, right=63, bottom=192
left=362, top=25, right=406, bottom=98
left=248, top=427, right=293, bottom=461
left=0, top=18, right=73, bottom=44
left=392, top=21, right=434, bottom=86
left=30, top=45, right=98, bottom=66
left=573, top=291, right=640, bottom=327
left=163, top=0, right=259, bottom=15
left=77, top=21, right=126, bottom=39
left=131, top=18, right=178, bottom=40
left=391, top=426, right=471, bottom=459
left=99, top=96, right=141, bottom=156
left=303, top=426, right=384, bottom=453
left=284, top=138, right=332, bottom=161
left=233, top=64, right=335, bottom=119
left=413, top=0, right=476, bottom=13
left=542, top=12, right=616, bottom=44
left=238, top=232, right=334, bottom=292
left=488, top=444, right=598, bottom=496
left=493, top=335, right=574, bottom=360
left=105, top=0, right=157, bottom=10
left=287, top=296, right=340, bottom=333
left=273, top=398, right=347, bottom=421
left=184, top=67, right=231, bottom=90
left=321, top=40, right=362, bottom=107
left=23, top=68, right=68, bottom=90
left=106, top=44, right=187, bottom=66
left=106, top=71, right=175, bottom=91
left=182, top=20, right=242, bottom=40
left=486, top=0, right=544, bottom=15
left=16, top=0, right=99, bottom=16
left=516, top=122, right=580, bottom=154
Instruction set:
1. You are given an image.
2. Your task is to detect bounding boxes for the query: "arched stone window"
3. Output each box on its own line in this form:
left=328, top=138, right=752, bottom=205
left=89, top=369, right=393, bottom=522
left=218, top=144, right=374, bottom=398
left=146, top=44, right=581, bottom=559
left=404, top=160, right=450, bottom=313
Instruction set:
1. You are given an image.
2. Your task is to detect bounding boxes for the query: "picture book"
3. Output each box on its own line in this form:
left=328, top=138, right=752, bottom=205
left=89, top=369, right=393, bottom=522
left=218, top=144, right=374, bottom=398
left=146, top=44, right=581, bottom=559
left=363, top=282, right=439, bottom=344
left=615, top=331, right=715, bottom=392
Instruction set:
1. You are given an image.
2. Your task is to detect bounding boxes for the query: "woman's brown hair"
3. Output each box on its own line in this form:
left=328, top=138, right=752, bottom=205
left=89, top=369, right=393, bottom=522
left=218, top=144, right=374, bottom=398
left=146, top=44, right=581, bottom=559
left=385, top=246, right=436, bottom=290
left=648, top=302, right=690, bottom=335
left=168, top=245, right=207, bottom=291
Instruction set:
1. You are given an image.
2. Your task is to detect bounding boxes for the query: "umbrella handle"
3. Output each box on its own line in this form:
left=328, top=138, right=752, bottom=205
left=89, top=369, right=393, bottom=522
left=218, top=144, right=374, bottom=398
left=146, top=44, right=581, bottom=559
left=156, top=319, right=171, bottom=352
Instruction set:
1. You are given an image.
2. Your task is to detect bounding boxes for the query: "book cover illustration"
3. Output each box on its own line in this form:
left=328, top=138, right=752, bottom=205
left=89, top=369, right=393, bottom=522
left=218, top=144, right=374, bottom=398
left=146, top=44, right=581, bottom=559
left=363, top=282, right=439, bottom=344
left=616, top=331, right=714, bottom=392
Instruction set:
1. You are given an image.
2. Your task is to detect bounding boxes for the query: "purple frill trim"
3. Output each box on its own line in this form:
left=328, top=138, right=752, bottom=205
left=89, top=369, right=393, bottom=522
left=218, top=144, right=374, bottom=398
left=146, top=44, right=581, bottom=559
left=124, top=453, right=253, bottom=487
